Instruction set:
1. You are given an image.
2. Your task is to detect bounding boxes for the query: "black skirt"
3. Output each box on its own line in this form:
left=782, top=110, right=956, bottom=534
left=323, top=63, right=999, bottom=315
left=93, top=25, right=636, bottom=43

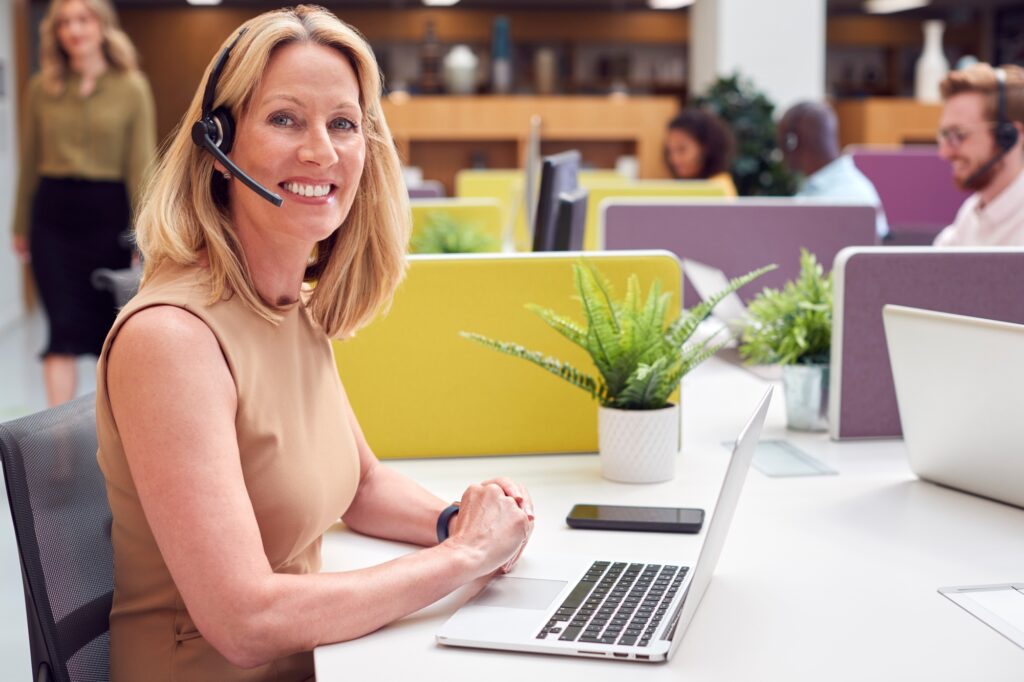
left=29, top=177, right=132, bottom=357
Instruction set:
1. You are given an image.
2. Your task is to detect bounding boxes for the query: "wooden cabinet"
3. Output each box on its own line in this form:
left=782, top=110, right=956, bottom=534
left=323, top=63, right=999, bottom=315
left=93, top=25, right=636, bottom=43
left=382, top=95, right=677, bottom=194
left=834, top=98, right=942, bottom=148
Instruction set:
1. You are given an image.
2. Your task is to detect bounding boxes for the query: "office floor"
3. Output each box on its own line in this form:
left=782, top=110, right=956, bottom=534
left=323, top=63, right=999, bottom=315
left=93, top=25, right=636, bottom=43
left=0, top=312, right=98, bottom=678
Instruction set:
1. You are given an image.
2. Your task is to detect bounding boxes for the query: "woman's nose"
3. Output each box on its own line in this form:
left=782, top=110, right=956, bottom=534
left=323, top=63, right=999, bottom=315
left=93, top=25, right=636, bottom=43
left=298, top=127, right=339, bottom=167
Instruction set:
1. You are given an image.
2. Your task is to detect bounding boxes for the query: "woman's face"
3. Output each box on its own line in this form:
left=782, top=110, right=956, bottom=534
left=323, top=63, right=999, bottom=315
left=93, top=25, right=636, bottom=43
left=666, top=128, right=704, bottom=180
left=55, top=0, right=104, bottom=64
left=228, top=41, right=366, bottom=251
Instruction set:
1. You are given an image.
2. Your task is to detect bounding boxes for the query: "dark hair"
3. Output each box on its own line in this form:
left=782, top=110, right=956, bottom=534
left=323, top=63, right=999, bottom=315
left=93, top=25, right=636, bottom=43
left=665, top=109, right=736, bottom=178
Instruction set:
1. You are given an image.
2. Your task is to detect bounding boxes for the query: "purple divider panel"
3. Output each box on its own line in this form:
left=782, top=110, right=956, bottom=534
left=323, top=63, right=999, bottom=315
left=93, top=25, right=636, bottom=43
left=408, top=181, right=445, bottom=199
left=604, top=202, right=877, bottom=308
left=836, top=250, right=1024, bottom=439
left=850, top=149, right=969, bottom=236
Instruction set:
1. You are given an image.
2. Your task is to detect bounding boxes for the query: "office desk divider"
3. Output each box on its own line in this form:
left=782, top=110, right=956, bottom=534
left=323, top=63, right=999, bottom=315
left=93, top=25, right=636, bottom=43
left=456, top=169, right=628, bottom=252
left=455, top=169, right=527, bottom=251
left=409, top=198, right=504, bottom=253
left=829, top=247, right=1024, bottom=440
left=407, top=180, right=445, bottom=199
left=332, top=251, right=681, bottom=459
left=848, top=147, right=969, bottom=244
left=602, top=199, right=877, bottom=308
left=580, top=179, right=726, bottom=252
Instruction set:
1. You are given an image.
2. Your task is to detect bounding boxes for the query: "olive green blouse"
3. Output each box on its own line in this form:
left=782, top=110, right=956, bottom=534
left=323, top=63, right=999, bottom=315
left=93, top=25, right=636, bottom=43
left=12, top=69, right=157, bottom=237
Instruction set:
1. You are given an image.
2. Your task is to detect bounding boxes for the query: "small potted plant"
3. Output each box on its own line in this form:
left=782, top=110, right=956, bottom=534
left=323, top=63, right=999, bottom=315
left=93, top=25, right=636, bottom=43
left=461, top=260, right=773, bottom=483
left=410, top=212, right=501, bottom=254
left=739, top=249, right=832, bottom=431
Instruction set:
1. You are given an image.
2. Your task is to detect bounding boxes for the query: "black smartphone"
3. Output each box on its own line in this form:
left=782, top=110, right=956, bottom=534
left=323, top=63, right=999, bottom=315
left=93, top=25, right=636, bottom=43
left=566, top=504, right=705, bottom=534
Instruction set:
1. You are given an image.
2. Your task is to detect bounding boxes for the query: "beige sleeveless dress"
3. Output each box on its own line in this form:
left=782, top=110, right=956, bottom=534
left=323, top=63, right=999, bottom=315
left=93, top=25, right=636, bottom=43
left=95, top=262, right=360, bottom=681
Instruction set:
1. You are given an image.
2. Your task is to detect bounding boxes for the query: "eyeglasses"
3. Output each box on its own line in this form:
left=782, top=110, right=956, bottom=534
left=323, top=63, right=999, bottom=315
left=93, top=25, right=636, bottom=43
left=936, top=123, right=996, bottom=148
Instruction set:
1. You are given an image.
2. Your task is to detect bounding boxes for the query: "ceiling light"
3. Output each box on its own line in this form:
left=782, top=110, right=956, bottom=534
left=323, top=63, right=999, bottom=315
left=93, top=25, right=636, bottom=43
left=648, top=0, right=696, bottom=8
left=422, top=0, right=460, bottom=6
left=863, top=0, right=929, bottom=14
left=186, top=0, right=222, bottom=5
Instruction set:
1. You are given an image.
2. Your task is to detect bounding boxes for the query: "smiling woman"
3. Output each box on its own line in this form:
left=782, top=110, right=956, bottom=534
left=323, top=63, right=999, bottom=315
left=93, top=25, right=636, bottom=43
left=94, top=6, right=535, bottom=682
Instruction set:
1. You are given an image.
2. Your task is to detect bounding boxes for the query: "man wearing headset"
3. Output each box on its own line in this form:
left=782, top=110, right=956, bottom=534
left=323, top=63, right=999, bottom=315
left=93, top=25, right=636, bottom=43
left=934, top=64, right=1024, bottom=247
left=778, top=101, right=890, bottom=240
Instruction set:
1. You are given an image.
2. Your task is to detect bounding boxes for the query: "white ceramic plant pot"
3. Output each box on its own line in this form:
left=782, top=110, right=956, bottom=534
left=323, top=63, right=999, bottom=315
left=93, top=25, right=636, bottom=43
left=597, top=403, right=680, bottom=483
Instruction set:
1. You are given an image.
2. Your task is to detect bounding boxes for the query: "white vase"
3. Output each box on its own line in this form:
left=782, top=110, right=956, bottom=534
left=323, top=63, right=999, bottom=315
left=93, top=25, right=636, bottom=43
left=915, top=20, right=949, bottom=104
left=782, top=364, right=829, bottom=432
left=597, top=403, right=680, bottom=483
left=443, top=45, right=479, bottom=95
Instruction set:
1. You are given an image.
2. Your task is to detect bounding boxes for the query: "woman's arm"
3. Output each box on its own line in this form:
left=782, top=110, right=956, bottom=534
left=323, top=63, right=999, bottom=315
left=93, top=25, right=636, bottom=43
left=12, top=78, right=39, bottom=260
left=339, top=390, right=534, bottom=548
left=108, top=306, right=531, bottom=669
left=125, top=73, right=157, bottom=214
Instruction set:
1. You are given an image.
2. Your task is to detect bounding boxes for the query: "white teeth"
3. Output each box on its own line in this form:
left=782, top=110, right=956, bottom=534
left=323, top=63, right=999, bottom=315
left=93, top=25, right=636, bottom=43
left=283, top=182, right=331, bottom=198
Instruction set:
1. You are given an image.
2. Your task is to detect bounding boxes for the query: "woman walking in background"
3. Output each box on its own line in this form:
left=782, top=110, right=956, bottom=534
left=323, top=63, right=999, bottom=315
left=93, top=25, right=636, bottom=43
left=11, top=0, right=155, bottom=406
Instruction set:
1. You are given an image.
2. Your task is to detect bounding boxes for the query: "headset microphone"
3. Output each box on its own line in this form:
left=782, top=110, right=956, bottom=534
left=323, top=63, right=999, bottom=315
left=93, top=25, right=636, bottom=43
left=191, top=29, right=283, bottom=208
left=962, top=67, right=1020, bottom=191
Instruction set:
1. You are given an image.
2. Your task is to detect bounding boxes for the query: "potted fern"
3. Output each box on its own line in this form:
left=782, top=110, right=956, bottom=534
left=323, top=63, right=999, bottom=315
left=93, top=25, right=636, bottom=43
left=411, top=212, right=501, bottom=254
left=462, top=260, right=773, bottom=483
left=739, top=249, right=832, bottom=431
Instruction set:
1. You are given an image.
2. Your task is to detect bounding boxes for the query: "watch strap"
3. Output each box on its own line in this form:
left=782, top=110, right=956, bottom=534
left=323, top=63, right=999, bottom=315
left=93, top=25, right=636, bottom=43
left=436, top=503, right=461, bottom=544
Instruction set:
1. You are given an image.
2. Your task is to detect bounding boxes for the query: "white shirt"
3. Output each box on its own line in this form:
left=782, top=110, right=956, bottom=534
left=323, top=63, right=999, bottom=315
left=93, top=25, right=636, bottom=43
left=934, top=167, right=1024, bottom=247
left=796, top=155, right=890, bottom=238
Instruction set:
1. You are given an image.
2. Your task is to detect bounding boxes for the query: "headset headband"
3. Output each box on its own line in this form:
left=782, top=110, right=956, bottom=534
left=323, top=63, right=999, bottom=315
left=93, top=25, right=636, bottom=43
left=202, top=29, right=247, bottom=118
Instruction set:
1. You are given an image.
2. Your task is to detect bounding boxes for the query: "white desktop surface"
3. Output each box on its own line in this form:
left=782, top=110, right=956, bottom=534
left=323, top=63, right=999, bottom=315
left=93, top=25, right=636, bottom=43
left=315, top=358, right=1024, bottom=680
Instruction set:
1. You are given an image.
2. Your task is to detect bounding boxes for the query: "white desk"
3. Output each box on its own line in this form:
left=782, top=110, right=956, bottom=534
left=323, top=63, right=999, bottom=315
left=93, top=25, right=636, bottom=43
left=315, top=358, right=1024, bottom=680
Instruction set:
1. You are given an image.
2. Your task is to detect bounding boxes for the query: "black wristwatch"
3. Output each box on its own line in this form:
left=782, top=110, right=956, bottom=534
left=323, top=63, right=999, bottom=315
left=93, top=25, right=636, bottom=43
left=436, top=503, right=460, bottom=543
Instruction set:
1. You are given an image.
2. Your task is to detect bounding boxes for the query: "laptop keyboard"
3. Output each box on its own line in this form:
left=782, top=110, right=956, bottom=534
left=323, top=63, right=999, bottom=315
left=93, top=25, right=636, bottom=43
left=536, top=561, right=688, bottom=647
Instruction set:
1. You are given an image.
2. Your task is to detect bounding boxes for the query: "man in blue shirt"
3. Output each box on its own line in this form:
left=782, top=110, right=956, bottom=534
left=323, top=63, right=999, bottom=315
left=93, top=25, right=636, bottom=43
left=779, top=101, right=890, bottom=239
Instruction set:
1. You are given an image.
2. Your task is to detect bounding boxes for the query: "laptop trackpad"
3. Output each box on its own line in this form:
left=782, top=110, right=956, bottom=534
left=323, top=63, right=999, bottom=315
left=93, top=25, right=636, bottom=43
left=473, top=577, right=567, bottom=610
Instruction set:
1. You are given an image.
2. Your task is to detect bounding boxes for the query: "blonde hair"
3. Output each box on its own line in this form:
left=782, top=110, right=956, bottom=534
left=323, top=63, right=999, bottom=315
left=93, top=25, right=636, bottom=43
left=135, top=5, right=410, bottom=339
left=39, top=0, right=138, bottom=95
left=941, top=63, right=1024, bottom=126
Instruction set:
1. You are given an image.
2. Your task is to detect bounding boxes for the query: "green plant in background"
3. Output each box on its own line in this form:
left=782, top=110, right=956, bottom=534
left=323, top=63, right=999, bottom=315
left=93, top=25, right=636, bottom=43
left=410, top=212, right=501, bottom=254
left=695, top=72, right=798, bottom=197
left=739, top=249, right=832, bottom=366
left=462, top=260, right=775, bottom=410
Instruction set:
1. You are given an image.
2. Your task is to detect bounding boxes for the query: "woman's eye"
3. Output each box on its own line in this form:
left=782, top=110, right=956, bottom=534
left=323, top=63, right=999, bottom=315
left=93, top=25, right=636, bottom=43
left=269, top=113, right=294, bottom=127
left=331, top=117, right=358, bottom=132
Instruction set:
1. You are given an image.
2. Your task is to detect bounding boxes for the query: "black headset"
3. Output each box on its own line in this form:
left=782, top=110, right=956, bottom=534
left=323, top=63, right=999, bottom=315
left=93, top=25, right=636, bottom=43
left=961, top=67, right=1020, bottom=189
left=190, top=29, right=283, bottom=207
left=993, top=67, right=1020, bottom=152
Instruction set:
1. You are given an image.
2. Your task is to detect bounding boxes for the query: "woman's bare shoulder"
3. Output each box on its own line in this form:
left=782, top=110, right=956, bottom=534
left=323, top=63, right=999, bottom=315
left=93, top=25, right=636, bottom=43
left=108, top=305, right=233, bottom=400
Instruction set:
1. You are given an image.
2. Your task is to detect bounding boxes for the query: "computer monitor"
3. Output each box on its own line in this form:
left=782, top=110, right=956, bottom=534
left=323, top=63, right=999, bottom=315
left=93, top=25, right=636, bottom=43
left=532, top=150, right=581, bottom=252
left=551, top=187, right=588, bottom=251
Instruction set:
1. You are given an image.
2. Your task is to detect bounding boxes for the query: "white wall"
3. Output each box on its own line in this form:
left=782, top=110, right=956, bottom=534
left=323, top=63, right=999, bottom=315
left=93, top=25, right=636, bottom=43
left=0, top=0, right=23, bottom=332
left=690, top=0, right=826, bottom=116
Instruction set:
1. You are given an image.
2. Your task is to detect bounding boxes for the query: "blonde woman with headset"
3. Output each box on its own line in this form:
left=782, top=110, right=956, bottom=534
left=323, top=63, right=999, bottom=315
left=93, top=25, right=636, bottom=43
left=12, top=0, right=155, bottom=406
left=95, top=7, right=533, bottom=681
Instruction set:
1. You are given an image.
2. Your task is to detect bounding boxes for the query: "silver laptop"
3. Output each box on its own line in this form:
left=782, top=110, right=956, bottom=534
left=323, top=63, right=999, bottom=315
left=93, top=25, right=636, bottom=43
left=883, top=305, right=1024, bottom=508
left=683, top=259, right=749, bottom=336
left=436, top=388, right=772, bottom=662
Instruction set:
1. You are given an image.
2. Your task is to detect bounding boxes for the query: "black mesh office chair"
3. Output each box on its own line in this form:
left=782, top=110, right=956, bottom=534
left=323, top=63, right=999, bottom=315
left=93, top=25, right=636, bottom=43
left=0, top=395, right=113, bottom=682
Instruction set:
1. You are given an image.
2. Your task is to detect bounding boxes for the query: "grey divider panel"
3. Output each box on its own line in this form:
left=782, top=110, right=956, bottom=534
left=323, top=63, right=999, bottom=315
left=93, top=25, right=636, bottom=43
left=602, top=199, right=877, bottom=308
left=829, top=247, right=1024, bottom=440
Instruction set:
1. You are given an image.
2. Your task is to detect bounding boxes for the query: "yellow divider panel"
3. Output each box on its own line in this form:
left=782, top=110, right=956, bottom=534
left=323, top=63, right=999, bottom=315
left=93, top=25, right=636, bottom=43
left=409, top=199, right=504, bottom=253
left=579, top=179, right=728, bottom=251
left=454, top=170, right=527, bottom=251
left=333, top=251, right=682, bottom=459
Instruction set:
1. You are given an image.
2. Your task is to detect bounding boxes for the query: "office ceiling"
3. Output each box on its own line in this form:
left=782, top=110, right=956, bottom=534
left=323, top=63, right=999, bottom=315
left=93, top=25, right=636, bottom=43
left=100, top=0, right=1019, bottom=10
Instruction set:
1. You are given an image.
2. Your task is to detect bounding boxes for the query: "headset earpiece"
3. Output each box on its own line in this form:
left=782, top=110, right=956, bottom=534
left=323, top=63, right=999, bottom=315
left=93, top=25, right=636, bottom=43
left=211, top=108, right=235, bottom=154
left=994, top=68, right=1019, bottom=152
